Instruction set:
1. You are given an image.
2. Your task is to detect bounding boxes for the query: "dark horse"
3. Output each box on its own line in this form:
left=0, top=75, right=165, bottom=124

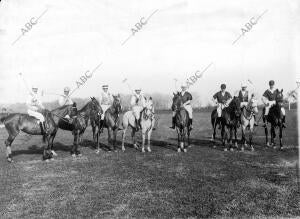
left=264, top=89, right=285, bottom=149
left=93, top=95, right=122, bottom=152
left=211, top=96, right=241, bottom=151
left=0, top=109, right=57, bottom=162
left=50, top=97, right=102, bottom=157
left=171, top=92, right=191, bottom=152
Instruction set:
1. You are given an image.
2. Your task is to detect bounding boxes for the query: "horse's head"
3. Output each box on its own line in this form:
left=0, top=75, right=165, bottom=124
left=172, top=92, right=182, bottom=111
left=275, top=89, right=284, bottom=107
left=90, top=97, right=102, bottom=115
left=230, top=96, right=241, bottom=117
left=112, top=94, right=122, bottom=114
left=143, top=97, right=154, bottom=120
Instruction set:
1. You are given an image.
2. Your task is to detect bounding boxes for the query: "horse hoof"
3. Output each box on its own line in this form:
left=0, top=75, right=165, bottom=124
left=266, top=142, right=270, bottom=147
left=95, top=150, right=100, bottom=154
left=71, top=154, right=76, bottom=158
left=230, top=148, right=234, bottom=152
left=134, top=144, right=138, bottom=149
left=7, top=158, right=13, bottom=163
left=77, top=153, right=82, bottom=157
left=50, top=158, right=54, bottom=161
left=142, top=148, right=145, bottom=153
left=51, top=150, right=58, bottom=156
left=147, top=148, right=151, bottom=152
left=224, top=148, right=228, bottom=152
left=45, top=159, right=50, bottom=162
left=251, top=147, right=254, bottom=151
left=183, top=149, right=187, bottom=153
left=280, top=147, right=283, bottom=150
left=177, top=148, right=181, bottom=153
left=213, top=145, right=216, bottom=149
left=122, top=148, right=125, bottom=152
left=241, top=148, right=244, bottom=152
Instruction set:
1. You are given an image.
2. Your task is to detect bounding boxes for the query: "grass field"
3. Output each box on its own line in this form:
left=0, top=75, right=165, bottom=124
left=0, top=110, right=299, bottom=218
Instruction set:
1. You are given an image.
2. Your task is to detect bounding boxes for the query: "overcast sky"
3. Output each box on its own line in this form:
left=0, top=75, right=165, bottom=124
left=0, top=0, right=299, bottom=105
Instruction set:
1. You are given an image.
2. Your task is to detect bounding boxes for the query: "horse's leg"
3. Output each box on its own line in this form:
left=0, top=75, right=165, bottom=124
left=147, top=128, right=152, bottom=152
left=141, top=130, right=146, bottom=153
left=229, top=127, right=233, bottom=151
left=234, top=127, right=238, bottom=149
left=72, top=131, right=78, bottom=157
left=107, top=128, right=113, bottom=151
left=241, top=126, right=246, bottom=151
left=113, top=129, right=117, bottom=151
left=249, top=125, right=254, bottom=151
left=50, top=131, right=57, bottom=157
left=96, top=128, right=100, bottom=153
left=183, top=129, right=187, bottom=153
left=271, top=126, right=276, bottom=148
left=92, top=123, right=96, bottom=142
left=132, top=128, right=138, bottom=149
left=279, top=124, right=283, bottom=150
left=5, top=134, right=17, bottom=163
left=221, top=125, right=227, bottom=151
left=177, top=131, right=181, bottom=153
left=121, top=128, right=126, bottom=152
left=264, top=125, right=269, bottom=147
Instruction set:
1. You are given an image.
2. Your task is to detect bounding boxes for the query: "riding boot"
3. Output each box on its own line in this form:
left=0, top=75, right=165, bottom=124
left=217, top=117, right=221, bottom=129
left=138, top=117, right=142, bottom=130
left=263, top=115, right=267, bottom=128
left=135, top=118, right=139, bottom=131
left=39, top=122, right=45, bottom=135
left=170, top=117, right=175, bottom=129
left=254, top=115, right=258, bottom=126
left=189, top=119, right=193, bottom=130
left=282, top=116, right=286, bottom=128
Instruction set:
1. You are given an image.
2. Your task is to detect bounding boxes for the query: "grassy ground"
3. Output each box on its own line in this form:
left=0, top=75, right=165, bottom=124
left=0, top=110, right=299, bottom=218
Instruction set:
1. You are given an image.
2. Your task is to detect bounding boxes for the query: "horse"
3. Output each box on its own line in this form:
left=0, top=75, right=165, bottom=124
left=172, top=92, right=191, bottom=152
left=95, top=95, right=122, bottom=152
left=241, top=98, right=258, bottom=151
left=219, top=96, right=241, bottom=151
left=264, top=89, right=285, bottom=149
left=50, top=97, right=102, bottom=157
left=0, top=109, right=57, bottom=162
left=121, top=97, right=155, bottom=152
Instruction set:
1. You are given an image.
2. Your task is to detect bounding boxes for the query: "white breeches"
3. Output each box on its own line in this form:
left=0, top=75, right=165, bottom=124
left=101, top=104, right=111, bottom=120
left=264, top=101, right=285, bottom=116
left=172, top=105, right=192, bottom=119
left=132, top=106, right=143, bottom=120
left=184, top=105, right=192, bottom=119
left=240, top=102, right=248, bottom=108
left=28, top=109, right=44, bottom=122
left=217, top=103, right=226, bottom=117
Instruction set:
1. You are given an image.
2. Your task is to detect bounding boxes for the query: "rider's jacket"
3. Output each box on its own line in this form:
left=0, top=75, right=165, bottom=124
left=181, top=91, right=192, bottom=104
left=213, top=91, right=232, bottom=104
left=238, top=90, right=249, bottom=102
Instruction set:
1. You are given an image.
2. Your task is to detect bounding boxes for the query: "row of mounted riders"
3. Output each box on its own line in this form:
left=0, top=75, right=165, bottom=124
left=0, top=88, right=286, bottom=162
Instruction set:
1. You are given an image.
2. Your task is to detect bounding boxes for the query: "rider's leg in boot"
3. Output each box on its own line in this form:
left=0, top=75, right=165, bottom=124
left=135, top=118, right=139, bottom=131
left=100, top=120, right=104, bottom=133
left=189, top=118, right=193, bottom=130
left=282, top=116, right=286, bottom=128
left=170, top=116, right=175, bottom=129
left=254, top=114, right=258, bottom=126
left=39, top=122, right=45, bottom=135
left=263, top=115, right=267, bottom=127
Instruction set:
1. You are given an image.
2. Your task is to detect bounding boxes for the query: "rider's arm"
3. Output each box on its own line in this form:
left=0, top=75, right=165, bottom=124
left=212, top=93, right=218, bottom=104
left=58, top=96, right=65, bottom=106
left=262, top=91, right=269, bottom=105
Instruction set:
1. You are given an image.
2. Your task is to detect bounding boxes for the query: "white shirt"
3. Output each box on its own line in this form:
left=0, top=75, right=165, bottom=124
left=99, top=91, right=113, bottom=105
left=26, top=92, right=44, bottom=111
left=58, top=95, right=73, bottom=106
left=130, top=93, right=145, bottom=107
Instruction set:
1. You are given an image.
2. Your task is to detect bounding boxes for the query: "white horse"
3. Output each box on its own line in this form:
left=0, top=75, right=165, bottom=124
left=241, top=98, right=258, bottom=151
left=121, top=97, right=155, bottom=152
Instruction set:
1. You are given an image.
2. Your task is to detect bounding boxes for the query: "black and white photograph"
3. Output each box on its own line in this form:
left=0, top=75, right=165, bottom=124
left=0, top=0, right=299, bottom=218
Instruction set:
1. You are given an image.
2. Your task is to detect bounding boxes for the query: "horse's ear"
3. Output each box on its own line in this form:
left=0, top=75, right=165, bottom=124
left=281, top=89, right=283, bottom=93
left=149, top=96, right=152, bottom=100
left=173, top=92, right=176, bottom=96
left=90, top=97, right=93, bottom=100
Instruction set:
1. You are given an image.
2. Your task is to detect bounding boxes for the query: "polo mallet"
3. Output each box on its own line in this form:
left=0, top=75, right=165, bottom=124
left=122, top=77, right=135, bottom=95
left=174, top=78, right=178, bottom=91
left=18, top=72, right=32, bottom=95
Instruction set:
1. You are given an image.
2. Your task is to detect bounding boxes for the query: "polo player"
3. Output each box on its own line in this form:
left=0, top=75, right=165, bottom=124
left=170, top=84, right=193, bottom=130
left=130, top=87, right=146, bottom=131
left=26, top=85, right=46, bottom=134
left=213, top=83, right=232, bottom=118
left=262, top=80, right=286, bottom=128
left=238, top=82, right=258, bottom=126
left=58, top=86, right=76, bottom=121
left=99, top=84, right=113, bottom=128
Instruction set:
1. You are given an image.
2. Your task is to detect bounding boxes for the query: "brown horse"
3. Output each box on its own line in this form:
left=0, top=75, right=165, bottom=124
left=264, top=89, right=285, bottom=149
left=211, top=97, right=241, bottom=151
left=171, top=92, right=191, bottom=152
left=95, top=95, right=122, bottom=152
left=0, top=109, right=57, bottom=162
left=50, top=97, right=102, bottom=157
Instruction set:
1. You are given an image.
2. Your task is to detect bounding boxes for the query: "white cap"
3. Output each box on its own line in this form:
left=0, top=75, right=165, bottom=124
left=32, top=84, right=38, bottom=89
left=241, top=82, right=247, bottom=88
left=64, top=87, right=70, bottom=92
